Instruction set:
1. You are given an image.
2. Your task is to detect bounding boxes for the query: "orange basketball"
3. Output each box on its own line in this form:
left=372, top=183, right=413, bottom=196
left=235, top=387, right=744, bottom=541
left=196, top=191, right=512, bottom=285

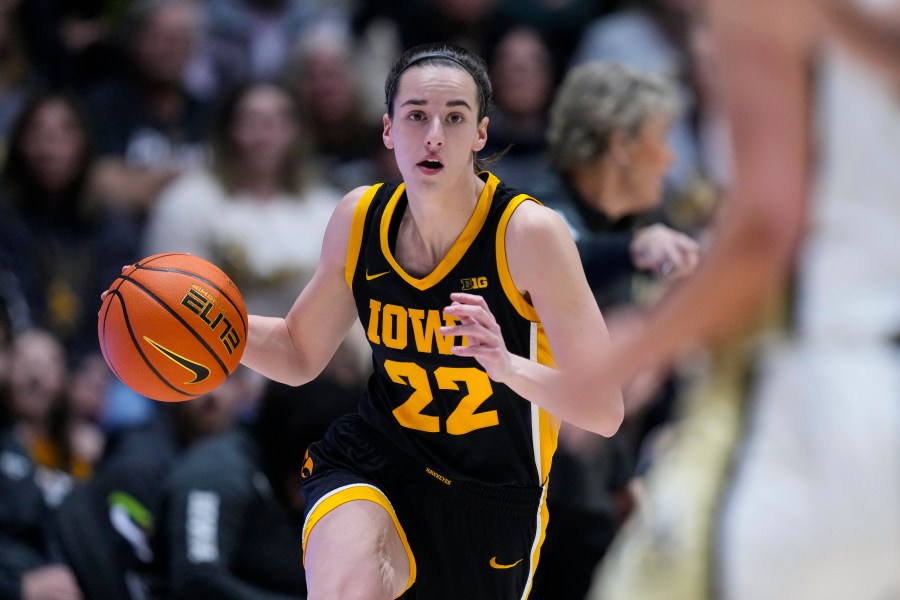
left=98, top=253, right=248, bottom=402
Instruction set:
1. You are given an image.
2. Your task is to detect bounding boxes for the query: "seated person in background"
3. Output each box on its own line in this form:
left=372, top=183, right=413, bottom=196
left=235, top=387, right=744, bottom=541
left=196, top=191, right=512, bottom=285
left=0, top=92, right=139, bottom=360
left=142, top=79, right=341, bottom=319
left=529, top=61, right=701, bottom=600
left=3, top=329, right=97, bottom=508
left=142, top=79, right=370, bottom=387
left=0, top=331, right=83, bottom=600
left=83, top=0, right=210, bottom=218
left=482, top=24, right=557, bottom=192
left=52, top=369, right=254, bottom=600
left=161, top=375, right=360, bottom=600
left=539, top=61, right=699, bottom=309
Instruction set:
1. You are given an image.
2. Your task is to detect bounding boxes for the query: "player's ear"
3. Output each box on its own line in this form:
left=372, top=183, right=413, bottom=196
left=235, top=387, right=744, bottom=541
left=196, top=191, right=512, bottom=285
left=383, top=114, right=394, bottom=149
left=472, top=116, right=489, bottom=152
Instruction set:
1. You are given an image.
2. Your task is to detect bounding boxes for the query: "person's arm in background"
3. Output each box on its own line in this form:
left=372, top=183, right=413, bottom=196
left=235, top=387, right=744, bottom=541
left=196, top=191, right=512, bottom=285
left=605, top=0, right=816, bottom=382
left=822, top=0, right=900, bottom=84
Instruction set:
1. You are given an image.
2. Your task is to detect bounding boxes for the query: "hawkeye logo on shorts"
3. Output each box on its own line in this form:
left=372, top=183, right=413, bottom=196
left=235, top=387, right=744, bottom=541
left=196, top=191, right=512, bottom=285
left=489, top=556, right=523, bottom=570
left=300, top=450, right=313, bottom=479
left=144, top=337, right=211, bottom=384
left=461, top=277, right=488, bottom=291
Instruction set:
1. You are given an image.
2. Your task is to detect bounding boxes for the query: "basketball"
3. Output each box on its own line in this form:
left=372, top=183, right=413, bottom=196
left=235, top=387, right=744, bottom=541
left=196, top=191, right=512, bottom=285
left=98, top=253, right=248, bottom=402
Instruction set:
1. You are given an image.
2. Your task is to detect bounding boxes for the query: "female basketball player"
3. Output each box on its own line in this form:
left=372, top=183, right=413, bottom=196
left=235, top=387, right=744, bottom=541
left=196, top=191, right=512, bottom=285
left=590, top=0, right=900, bottom=599
left=239, top=43, right=624, bottom=599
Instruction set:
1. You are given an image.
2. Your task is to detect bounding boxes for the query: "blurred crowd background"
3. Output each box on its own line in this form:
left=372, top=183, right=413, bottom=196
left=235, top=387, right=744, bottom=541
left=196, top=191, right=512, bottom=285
left=0, top=0, right=729, bottom=598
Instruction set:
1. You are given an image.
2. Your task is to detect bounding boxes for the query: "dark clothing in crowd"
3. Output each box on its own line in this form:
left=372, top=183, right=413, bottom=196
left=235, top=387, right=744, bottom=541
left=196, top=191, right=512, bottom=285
left=163, top=428, right=307, bottom=600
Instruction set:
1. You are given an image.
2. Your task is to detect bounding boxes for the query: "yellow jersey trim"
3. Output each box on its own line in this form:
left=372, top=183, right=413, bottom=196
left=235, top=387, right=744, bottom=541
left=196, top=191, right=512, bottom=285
left=520, top=484, right=550, bottom=600
left=345, top=184, right=383, bottom=290
left=380, top=174, right=498, bottom=291
left=496, top=194, right=542, bottom=322
left=302, top=483, right=417, bottom=594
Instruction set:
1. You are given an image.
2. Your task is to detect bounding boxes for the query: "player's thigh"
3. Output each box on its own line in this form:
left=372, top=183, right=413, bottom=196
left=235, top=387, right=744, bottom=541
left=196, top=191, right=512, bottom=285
left=306, top=499, right=411, bottom=599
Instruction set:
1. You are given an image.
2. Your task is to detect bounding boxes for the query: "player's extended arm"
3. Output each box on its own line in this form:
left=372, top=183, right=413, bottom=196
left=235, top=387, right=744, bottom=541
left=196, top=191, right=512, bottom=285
left=239, top=188, right=364, bottom=386
left=606, top=0, right=816, bottom=381
left=822, top=0, right=900, bottom=84
left=443, top=202, right=624, bottom=437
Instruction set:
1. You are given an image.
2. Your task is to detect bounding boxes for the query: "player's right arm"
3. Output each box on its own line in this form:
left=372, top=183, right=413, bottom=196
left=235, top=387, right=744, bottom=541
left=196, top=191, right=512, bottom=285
left=239, top=187, right=366, bottom=386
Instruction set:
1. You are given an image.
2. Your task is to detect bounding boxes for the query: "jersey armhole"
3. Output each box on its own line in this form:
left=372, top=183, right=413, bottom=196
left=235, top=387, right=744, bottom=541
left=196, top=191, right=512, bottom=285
left=345, top=184, right=383, bottom=290
left=496, top=194, right=541, bottom=322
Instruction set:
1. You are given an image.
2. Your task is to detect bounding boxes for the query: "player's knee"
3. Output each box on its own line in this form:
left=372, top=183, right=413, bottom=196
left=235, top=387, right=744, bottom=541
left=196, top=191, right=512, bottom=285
left=306, top=501, right=410, bottom=599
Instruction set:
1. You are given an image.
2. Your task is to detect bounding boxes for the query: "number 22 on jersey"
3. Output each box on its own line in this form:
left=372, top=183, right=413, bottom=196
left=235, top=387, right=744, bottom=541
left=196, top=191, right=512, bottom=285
left=385, top=360, right=498, bottom=435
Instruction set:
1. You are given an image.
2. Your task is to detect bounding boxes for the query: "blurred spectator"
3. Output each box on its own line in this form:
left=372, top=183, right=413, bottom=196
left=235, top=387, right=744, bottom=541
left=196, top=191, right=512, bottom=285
left=161, top=376, right=358, bottom=599
left=495, top=0, right=617, bottom=71
left=83, top=0, right=210, bottom=218
left=0, top=0, right=38, bottom=155
left=288, top=21, right=386, bottom=191
left=529, top=61, right=699, bottom=600
left=570, top=0, right=703, bottom=201
left=0, top=358, right=84, bottom=600
left=53, top=370, right=252, bottom=600
left=188, top=0, right=353, bottom=101
left=354, top=0, right=504, bottom=58
left=483, top=24, right=556, bottom=190
left=142, top=79, right=340, bottom=319
left=67, top=353, right=114, bottom=462
left=0, top=91, right=139, bottom=360
left=4, top=329, right=95, bottom=508
left=540, top=62, right=698, bottom=308
left=18, top=0, right=127, bottom=92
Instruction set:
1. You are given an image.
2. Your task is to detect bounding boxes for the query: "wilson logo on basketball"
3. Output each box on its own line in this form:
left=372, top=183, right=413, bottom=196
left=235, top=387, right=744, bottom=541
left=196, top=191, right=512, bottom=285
left=181, top=286, right=242, bottom=355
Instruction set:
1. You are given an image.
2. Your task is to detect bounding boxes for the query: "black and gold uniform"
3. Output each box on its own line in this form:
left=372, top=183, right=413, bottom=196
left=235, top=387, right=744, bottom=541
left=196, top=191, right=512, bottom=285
left=301, top=172, right=561, bottom=599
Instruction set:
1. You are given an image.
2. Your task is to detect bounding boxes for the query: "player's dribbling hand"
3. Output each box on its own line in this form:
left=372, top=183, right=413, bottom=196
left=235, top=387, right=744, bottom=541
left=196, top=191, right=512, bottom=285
left=441, top=293, right=512, bottom=381
left=98, top=265, right=133, bottom=313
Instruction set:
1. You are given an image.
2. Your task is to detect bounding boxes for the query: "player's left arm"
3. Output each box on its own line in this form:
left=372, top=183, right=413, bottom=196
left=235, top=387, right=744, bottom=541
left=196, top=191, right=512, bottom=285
left=443, top=202, right=624, bottom=436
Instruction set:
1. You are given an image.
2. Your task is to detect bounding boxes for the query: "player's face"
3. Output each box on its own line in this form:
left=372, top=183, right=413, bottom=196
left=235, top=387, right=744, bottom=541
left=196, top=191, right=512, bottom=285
left=383, top=65, right=488, bottom=188
left=622, top=113, right=675, bottom=211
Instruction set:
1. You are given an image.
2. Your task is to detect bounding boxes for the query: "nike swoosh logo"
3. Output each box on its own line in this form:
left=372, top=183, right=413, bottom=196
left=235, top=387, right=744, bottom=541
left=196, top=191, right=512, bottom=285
left=366, top=270, right=391, bottom=281
left=489, top=557, right=523, bottom=570
left=144, top=337, right=210, bottom=384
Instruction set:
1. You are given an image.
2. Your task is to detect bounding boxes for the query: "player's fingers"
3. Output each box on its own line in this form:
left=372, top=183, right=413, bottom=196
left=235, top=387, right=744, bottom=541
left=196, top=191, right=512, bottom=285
left=444, top=301, right=499, bottom=332
left=449, top=292, right=489, bottom=309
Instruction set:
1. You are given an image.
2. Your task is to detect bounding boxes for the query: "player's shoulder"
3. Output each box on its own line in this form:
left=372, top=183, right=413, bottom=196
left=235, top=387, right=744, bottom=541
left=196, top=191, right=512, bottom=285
left=505, top=196, right=572, bottom=245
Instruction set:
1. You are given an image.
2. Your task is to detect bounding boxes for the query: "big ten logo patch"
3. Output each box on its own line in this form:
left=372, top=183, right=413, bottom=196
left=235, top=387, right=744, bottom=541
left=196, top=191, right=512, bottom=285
left=461, top=277, right=488, bottom=291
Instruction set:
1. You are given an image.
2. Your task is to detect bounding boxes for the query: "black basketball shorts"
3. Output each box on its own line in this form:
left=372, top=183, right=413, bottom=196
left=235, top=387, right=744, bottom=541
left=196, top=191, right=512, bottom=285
left=301, top=414, right=547, bottom=599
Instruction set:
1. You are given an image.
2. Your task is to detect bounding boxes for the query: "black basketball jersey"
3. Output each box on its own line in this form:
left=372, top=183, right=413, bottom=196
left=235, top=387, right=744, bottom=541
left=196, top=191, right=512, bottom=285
left=345, top=172, right=560, bottom=489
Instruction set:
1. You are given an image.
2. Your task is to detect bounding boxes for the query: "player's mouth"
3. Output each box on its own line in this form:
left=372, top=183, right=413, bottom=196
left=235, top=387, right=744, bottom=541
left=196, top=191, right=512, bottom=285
left=417, top=158, right=444, bottom=174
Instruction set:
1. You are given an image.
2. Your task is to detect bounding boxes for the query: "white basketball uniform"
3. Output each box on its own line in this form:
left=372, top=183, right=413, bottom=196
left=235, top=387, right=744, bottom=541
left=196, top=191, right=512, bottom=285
left=591, top=2, right=900, bottom=599
left=721, top=5, right=900, bottom=597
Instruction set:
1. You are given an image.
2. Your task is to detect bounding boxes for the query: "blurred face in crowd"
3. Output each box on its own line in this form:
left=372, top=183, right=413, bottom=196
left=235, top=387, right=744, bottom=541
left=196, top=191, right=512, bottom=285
left=133, top=0, right=198, bottom=84
left=620, top=113, right=676, bottom=211
left=69, top=353, right=112, bottom=422
left=8, top=330, right=68, bottom=423
left=491, top=27, right=554, bottom=119
left=21, top=99, right=87, bottom=193
left=230, top=83, right=299, bottom=177
left=300, top=43, right=357, bottom=126
left=176, top=373, right=244, bottom=442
